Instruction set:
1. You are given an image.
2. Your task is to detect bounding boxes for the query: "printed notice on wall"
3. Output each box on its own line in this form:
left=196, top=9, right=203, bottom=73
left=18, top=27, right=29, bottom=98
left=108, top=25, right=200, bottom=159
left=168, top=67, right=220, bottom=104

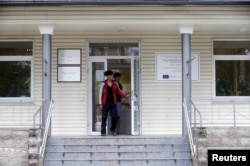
left=58, top=49, right=81, bottom=65
left=58, top=66, right=81, bottom=82
left=96, top=70, right=104, bottom=81
left=155, top=52, right=200, bottom=81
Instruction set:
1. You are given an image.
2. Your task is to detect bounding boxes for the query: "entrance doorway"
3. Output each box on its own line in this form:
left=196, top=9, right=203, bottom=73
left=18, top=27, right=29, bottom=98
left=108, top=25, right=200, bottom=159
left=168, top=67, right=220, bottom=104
left=88, top=42, right=140, bottom=135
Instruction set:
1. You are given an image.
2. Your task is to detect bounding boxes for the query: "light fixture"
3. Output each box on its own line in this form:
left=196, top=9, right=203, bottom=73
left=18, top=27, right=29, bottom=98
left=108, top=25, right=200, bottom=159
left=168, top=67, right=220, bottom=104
left=245, top=49, right=250, bottom=55
left=239, top=27, right=248, bottom=32
left=117, top=27, right=126, bottom=32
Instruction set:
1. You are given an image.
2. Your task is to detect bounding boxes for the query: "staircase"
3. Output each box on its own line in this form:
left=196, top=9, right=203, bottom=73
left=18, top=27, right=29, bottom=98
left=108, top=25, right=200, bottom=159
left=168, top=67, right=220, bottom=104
left=28, top=128, right=42, bottom=166
left=195, top=127, right=250, bottom=166
left=43, top=136, right=192, bottom=166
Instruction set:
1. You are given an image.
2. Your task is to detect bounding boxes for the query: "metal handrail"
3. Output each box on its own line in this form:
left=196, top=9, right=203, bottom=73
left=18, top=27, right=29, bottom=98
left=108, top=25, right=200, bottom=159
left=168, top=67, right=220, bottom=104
left=190, top=99, right=202, bottom=127
left=190, top=98, right=250, bottom=127
left=33, top=105, right=42, bottom=128
left=39, top=99, right=54, bottom=158
left=183, top=98, right=196, bottom=157
left=0, top=99, right=44, bottom=127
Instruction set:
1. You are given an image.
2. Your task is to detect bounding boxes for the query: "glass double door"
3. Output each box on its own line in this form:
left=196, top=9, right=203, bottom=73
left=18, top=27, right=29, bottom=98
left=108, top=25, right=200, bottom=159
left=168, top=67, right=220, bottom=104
left=88, top=57, right=140, bottom=135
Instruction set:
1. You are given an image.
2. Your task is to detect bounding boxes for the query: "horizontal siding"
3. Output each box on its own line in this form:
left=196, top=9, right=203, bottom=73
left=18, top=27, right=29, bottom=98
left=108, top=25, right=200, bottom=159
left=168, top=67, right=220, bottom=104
left=34, top=35, right=86, bottom=136
left=1, top=6, right=250, bottom=22
left=0, top=35, right=42, bottom=127
left=50, top=36, right=87, bottom=136
left=1, top=32, right=249, bottom=135
left=142, top=36, right=182, bottom=135
left=141, top=33, right=250, bottom=135
left=1, top=4, right=250, bottom=135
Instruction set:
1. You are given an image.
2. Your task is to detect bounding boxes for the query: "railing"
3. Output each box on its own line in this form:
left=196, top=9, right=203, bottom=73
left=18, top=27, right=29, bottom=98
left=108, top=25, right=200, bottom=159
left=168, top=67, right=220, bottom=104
left=33, top=105, right=43, bottom=128
left=190, top=99, right=202, bottom=127
left=39, top=99, right=54, bottom=158
left=183, top=98, right=196, bottom=157
left=190, top=98, right=250, bottom=127
left=0, top=99, right=44, bottom=127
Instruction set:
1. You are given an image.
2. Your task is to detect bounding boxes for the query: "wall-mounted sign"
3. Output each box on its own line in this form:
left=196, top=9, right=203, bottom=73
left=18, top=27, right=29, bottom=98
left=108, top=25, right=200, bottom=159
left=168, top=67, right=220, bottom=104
left=58, top=66, right=81, bottom=82
left=155, top=52, right=200, bottom=82
left=57, top=49, right=82, bottom=82
left=58, top=49, right=81, bottom=65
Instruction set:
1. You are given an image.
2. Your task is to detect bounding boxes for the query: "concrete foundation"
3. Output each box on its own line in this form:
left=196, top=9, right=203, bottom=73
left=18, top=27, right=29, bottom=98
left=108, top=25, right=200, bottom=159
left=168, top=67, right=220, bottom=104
left=0, top=128, right=29, bottom=166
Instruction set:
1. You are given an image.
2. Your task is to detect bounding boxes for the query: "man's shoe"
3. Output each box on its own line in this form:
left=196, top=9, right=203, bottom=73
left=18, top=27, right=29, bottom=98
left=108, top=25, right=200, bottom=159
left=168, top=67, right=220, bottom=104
left=101, top=133, right=106, bottom=136
left=112, top=131, right=117, bottom=136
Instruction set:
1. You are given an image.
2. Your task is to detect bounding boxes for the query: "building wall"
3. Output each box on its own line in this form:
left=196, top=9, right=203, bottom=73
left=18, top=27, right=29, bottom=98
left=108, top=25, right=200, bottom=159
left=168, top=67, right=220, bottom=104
left=1, top=33, right=249, bottom=135
left=0, top=5, right=249, bottom=136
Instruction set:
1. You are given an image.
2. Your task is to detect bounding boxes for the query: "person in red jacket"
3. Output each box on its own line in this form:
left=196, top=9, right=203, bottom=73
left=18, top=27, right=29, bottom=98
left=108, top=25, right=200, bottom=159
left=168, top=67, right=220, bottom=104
left=99, top=70, right=128, bottom=136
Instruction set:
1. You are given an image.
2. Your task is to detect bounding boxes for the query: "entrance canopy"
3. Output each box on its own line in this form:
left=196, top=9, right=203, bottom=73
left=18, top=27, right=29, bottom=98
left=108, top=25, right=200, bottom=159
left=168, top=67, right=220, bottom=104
left=0, top=5, right=250, bottom=36
left=1, top=0, right=250, bottom=5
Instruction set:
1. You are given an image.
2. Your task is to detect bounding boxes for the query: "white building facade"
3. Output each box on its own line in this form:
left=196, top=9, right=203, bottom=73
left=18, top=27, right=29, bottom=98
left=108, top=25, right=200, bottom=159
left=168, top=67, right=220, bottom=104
left=0, top=1, right=250, bottom=136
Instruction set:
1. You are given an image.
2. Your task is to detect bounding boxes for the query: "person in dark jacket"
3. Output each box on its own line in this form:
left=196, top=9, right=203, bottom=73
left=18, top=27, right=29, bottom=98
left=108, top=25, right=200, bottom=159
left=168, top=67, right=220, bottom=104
left=99, top=70, right=128, bottom=136
left=114, top=72, right=123, bottom=134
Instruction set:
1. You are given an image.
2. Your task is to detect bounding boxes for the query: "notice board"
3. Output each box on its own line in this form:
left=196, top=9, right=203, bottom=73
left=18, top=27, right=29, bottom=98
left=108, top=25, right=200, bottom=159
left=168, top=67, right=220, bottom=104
left=155, top=52, right=200, bottom=82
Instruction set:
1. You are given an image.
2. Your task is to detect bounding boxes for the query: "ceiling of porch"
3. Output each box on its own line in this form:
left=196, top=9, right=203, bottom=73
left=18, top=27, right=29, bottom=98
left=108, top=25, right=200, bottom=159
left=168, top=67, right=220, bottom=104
left=1, top=22, right=250, bottom=35
left=1, top=5, right=250, bottom=36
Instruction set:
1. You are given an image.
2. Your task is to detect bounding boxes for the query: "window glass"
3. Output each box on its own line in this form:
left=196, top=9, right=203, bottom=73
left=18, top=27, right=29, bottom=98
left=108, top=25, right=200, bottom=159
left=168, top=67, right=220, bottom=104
left=89, top=43, right=139, bottom=56
left=213, top=41, right=250, bottom=55
left=0, top=61, right=31, bottom=97
left=0, top=41, right=33, bottom=56
left=0, top=41, right=33, bottom=99
left=216, top=60, right=250, bottom=96
left=214, top=40, right=250, bottom=97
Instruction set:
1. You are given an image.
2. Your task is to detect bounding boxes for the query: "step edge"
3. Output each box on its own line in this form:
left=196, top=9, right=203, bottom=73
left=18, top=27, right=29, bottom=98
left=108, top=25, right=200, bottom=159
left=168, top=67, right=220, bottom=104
left=45, top=150, right=191, bottom=153
left=43, top=158, right=192, bottom=161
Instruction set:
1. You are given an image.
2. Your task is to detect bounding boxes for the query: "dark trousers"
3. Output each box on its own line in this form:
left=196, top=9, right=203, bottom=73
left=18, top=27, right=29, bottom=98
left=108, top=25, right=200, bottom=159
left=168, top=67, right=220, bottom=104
left=101, top=102, right=117, bottom=134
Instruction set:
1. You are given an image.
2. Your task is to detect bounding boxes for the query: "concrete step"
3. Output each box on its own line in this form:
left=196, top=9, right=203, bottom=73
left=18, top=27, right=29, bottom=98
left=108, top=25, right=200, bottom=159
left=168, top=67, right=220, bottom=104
left=194, top=127, right=250, bottom=166
left=44, top=151, right=191, bottom=160
left=47, top=137, right=188, bottom=146
left=44, top=136, right=192, bottom=166
left=46, top=144, right=190, bottom=152
left=44, top=159, right=192, bottom=166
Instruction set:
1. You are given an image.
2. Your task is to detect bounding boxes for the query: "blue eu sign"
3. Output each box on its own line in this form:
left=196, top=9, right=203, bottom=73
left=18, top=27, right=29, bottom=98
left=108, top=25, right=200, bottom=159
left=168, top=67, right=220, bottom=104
left=162, top=75, right=169, bottom=79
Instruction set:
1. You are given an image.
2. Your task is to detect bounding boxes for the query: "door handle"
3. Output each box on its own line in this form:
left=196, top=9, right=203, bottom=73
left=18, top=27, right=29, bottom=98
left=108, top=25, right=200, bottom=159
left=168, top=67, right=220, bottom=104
left=131, top=90, right=134, bottom=101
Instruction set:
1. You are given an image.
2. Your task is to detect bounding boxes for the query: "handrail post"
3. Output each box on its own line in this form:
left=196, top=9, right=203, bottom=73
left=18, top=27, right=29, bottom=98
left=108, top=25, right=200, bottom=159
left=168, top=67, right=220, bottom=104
left=194, top=107, right=196, bottom=127
left=183, top=98, right=196, bottom=157
left=190, top=99, right=202, bottom=128
left=39, top=99, right=53, bottom=158
left=233, top=101, right=236, bottom=127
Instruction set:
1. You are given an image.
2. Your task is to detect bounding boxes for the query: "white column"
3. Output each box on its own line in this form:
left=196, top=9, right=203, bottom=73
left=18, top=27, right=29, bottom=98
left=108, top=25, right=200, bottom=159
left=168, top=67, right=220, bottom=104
left=38, top=24, right=54, bottom=130
left=179, top=24, right=194, bottom=136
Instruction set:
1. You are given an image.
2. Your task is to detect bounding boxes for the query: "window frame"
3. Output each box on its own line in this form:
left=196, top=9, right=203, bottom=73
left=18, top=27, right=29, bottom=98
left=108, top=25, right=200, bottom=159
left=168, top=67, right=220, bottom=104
left=212, top=39, right=250, bottom=101
left=0, top=40, right=34, bottom=102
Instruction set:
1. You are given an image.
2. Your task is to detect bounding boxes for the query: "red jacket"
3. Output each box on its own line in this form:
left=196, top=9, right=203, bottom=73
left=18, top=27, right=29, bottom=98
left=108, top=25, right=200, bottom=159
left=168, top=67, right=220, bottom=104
left=99, top=79, right=127, bottom=106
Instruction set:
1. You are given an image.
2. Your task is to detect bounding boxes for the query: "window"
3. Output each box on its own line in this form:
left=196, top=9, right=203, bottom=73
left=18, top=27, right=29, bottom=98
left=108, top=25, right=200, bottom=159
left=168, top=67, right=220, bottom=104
left=89, top=43, right=139, bottom=56
left=213, top=40, right=250, bottom=97
left=0, top=41, right=33, bottom=99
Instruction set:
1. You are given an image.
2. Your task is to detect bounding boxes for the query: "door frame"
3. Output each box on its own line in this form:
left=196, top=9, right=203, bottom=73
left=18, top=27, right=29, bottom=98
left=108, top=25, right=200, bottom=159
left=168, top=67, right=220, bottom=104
left=87, top=55, right=141, bottom=135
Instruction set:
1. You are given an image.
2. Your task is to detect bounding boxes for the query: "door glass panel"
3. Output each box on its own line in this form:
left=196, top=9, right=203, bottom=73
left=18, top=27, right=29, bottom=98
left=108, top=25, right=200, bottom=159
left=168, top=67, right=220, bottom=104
left=132, top=58, right=140, bottom=134
left=89, top=42, right=140, bottom=135
left=92, top=62, right=105, bottom=132
left=108, top=59, right=132, bottom=134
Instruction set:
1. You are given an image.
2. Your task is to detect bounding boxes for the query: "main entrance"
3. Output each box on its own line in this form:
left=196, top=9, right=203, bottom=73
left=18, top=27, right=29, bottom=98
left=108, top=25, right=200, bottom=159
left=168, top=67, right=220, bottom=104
left=87, top=42, right=140, bottom=135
